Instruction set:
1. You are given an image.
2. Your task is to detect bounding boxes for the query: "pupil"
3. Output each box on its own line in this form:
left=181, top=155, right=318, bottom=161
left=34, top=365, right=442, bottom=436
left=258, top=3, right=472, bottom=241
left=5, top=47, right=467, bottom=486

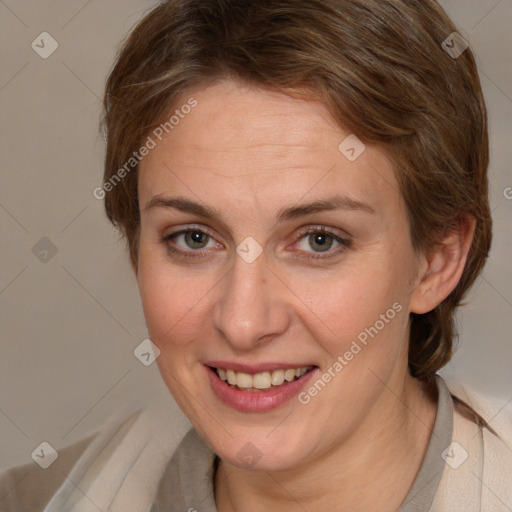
left=310, top=233, right=332, bottom=252
left=187, top=231, right=207, bottom=248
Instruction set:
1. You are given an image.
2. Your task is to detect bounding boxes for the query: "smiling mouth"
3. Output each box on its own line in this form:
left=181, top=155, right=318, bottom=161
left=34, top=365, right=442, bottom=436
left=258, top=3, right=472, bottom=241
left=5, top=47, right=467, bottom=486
left=211, top=366, right=315, bottom=392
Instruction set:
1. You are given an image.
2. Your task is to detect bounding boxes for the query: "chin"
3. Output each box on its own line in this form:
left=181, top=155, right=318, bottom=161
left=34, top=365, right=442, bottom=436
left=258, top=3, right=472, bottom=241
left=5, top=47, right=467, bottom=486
left=207, top=423, right=318, bottom=473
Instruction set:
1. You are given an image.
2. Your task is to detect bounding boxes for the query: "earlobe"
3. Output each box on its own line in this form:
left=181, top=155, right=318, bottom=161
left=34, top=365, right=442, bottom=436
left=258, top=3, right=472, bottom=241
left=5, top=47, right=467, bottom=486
left=410, top=216, right=476, bottom=314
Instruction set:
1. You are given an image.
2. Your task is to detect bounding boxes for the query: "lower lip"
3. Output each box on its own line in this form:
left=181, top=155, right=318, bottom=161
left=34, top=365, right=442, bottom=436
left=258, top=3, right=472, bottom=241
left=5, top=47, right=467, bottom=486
left=205, top=365, right=318, bottom=412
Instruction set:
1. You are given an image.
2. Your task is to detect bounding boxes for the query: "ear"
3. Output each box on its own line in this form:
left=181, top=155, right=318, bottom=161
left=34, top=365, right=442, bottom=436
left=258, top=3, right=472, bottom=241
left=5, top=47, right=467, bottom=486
left=410, top=216, right=476, bottom=315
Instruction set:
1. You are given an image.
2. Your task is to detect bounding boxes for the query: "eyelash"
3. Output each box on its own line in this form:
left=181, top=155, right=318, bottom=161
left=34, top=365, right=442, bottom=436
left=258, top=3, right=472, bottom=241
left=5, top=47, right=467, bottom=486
left=160, top=225, right=351, bottom=260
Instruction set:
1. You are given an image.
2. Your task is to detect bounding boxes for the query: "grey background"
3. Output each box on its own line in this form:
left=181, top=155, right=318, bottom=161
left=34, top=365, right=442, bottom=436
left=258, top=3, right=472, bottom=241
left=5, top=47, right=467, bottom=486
left=0, top=0, right=511, bottom=472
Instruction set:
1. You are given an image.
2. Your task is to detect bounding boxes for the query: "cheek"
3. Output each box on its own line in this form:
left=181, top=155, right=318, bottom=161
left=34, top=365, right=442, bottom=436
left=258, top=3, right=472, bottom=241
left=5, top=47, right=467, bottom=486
left=298, top=260, right=410, bottom=364
left=302, top=279, right=409, bottom=413
left=137, top=253, right=210, bottom=406
left=137, top=248, right=200, bottom=346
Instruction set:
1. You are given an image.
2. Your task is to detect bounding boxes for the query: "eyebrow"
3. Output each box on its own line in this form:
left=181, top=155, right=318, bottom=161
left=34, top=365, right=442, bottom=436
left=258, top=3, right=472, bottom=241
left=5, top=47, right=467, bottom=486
left=144, top=194, right=375, bottom=223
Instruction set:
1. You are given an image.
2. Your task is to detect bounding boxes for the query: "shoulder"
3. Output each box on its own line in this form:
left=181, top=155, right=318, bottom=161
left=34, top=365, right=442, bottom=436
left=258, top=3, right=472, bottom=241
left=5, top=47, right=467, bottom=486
left=0, top=433, right=97, bottom=512
left=445, top=378, right=512, bottom=445
left=439, top=377, right=512, bottom=511
left=0, top=397, right=190, bottom=512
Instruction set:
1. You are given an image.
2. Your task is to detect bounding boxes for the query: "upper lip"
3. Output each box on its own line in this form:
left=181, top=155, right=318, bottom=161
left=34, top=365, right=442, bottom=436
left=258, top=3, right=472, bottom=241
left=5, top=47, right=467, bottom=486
left=204, top=361, right=317, bottom=374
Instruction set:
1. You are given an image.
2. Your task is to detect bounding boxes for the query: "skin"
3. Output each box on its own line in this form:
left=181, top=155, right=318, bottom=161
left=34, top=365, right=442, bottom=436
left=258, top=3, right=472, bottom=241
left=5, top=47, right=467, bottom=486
left=136, top=79, right=474, bottom=511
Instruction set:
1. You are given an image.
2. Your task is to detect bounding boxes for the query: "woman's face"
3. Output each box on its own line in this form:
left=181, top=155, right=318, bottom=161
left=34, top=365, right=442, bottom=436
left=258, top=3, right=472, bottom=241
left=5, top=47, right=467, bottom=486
left=137, top=80, right=422, bottom=471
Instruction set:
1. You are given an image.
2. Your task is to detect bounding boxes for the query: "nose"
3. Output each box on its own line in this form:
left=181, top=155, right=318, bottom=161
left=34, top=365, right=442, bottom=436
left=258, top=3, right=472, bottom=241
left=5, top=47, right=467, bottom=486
left=212, top=252, right=291, bottom=352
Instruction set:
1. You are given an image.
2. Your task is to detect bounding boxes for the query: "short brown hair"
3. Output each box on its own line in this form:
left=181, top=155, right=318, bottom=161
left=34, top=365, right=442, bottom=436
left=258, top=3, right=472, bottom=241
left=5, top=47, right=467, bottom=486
left=101, top=0, right=491, bottom=379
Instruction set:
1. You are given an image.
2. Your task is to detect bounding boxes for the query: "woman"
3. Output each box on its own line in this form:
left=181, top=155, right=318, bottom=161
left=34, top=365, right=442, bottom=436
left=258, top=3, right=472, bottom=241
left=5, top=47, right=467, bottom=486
left=1, top=0, right=510, bottom=510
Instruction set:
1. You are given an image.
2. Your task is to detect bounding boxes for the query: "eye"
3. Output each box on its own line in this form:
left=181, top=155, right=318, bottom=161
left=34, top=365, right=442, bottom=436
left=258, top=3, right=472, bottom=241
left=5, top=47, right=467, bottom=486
left=294, top=226, right=350, bottom=258
left=161, top=226, right=222, bottom=258
left=174, top=230, right=215, bottom=250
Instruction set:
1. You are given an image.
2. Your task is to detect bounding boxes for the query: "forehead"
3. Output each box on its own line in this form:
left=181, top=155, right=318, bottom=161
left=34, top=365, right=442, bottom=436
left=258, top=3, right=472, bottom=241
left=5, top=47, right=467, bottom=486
left=138, top=80, right=401, bottom=218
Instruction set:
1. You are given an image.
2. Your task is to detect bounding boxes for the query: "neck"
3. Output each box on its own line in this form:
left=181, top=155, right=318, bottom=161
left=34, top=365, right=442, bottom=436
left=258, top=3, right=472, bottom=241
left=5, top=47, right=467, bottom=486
left=214, top=373, right=438, bottom=512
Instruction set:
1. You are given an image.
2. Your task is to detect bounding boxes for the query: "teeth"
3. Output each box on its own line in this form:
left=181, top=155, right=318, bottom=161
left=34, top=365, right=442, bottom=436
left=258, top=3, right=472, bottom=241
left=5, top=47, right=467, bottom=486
left=271, top=369, right=285, bottom=386
left=226, top=370, right=236, bottom=385
left=284, top=369, right=296, bottom=382
left=216, top=366, right=312, bottom=390
left=236, top=372, right=253, bottom=389
left=252, top=372, right=271, bottom=389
